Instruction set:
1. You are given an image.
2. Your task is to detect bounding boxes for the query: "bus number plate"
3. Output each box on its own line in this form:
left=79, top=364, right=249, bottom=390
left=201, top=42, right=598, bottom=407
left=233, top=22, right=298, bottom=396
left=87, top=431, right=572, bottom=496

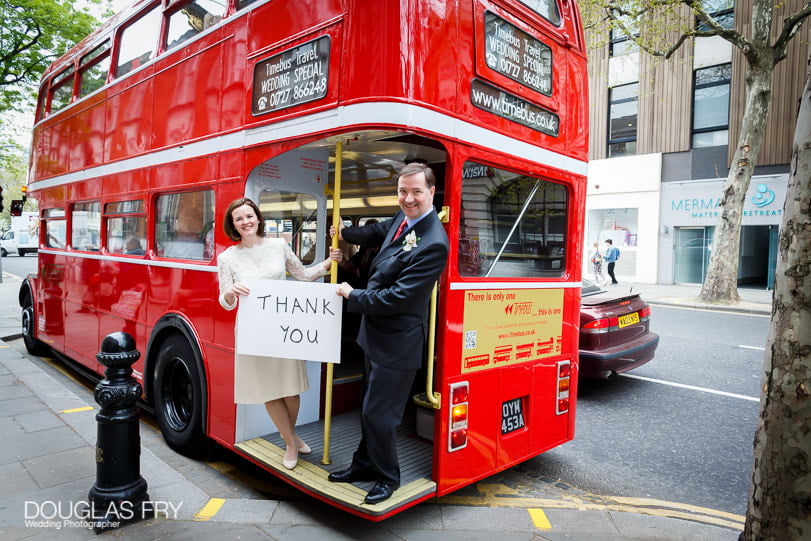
left=502, top=397, right=525, bottom=434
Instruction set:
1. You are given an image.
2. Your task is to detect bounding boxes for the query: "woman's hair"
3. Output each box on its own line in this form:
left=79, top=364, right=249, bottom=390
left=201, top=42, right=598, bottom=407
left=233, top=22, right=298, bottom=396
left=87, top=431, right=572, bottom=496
left=223, top=197, right=265, bottom=242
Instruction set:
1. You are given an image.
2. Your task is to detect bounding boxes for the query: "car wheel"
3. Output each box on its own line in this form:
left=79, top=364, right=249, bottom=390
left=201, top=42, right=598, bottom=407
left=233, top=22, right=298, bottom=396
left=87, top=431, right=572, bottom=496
left=1, top=248, right=6, bottom=257
left=154, top=335, right=206, bottom=456
left=21, top=297, right=49, bottom=356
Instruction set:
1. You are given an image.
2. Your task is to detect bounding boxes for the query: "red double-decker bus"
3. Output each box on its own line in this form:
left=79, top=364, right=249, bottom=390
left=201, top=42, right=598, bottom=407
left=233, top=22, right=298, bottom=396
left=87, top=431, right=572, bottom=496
left=21, top=0, right=588, bottom=519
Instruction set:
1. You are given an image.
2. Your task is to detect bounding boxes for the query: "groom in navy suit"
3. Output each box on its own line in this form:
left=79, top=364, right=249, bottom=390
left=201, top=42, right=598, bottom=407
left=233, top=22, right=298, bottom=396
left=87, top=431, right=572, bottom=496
left=330, top=162, right=449, bottom=505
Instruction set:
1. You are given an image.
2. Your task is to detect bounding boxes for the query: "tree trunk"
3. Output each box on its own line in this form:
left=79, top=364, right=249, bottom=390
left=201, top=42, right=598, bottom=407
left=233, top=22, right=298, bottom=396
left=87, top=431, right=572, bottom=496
left=744, top=54, right=811, bottom=540
left=698, top=67, right=774, bottom=304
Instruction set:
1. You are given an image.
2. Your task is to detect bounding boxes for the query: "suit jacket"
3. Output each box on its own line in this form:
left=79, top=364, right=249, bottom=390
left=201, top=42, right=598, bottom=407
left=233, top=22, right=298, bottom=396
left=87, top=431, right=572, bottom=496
left=342, top=209, right=449, bottom=370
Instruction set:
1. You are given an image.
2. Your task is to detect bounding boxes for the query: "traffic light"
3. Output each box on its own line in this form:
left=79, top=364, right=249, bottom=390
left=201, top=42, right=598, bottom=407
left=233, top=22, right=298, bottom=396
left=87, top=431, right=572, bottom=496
left=0, top=186, right=4, bottom=213
left=10, top=200, right=24, bottom=216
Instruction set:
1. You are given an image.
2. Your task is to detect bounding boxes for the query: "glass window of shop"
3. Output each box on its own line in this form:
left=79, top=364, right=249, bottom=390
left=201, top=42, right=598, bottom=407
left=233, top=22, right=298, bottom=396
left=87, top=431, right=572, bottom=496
left=587, top=208, right=638, bottom=276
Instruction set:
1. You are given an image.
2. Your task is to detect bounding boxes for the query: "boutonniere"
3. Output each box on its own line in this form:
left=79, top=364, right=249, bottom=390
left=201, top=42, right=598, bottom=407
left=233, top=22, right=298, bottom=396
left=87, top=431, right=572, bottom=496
left=402, top=230, right=420, bottom=252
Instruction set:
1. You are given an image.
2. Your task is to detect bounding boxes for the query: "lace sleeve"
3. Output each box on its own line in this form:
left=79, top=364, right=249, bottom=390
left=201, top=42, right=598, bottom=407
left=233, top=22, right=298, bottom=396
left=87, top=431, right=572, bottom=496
left=284, top=242, right=329, bottom=282
left=217, top=251, right=238, bottom=310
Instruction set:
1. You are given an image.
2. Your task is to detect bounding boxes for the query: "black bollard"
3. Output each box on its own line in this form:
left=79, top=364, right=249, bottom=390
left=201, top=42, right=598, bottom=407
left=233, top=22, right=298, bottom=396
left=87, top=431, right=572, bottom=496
left=88, top=331, right=149, bottom=533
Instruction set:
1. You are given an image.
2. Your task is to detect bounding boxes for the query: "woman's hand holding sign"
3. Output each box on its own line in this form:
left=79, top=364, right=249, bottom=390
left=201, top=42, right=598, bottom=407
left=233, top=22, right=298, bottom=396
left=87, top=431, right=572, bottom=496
left=224, top=281, right=251, bottom=306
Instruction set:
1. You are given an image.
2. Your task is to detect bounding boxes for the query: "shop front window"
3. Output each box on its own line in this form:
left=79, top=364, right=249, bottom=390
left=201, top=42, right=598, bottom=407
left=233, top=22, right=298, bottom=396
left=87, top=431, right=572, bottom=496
left=587, top=208, right=638, bottom=277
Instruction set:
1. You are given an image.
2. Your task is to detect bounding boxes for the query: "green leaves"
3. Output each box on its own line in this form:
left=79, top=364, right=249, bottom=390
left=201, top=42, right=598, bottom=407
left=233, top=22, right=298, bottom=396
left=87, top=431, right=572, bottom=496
left=0, top=0, right=103, bottom=112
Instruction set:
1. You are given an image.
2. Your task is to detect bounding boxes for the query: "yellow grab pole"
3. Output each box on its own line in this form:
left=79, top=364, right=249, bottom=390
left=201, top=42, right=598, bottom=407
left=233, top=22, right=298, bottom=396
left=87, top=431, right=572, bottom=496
left=424, top=208, right=447, bottom=408
left=425, top=283, right=441, bottom=408
left=322, top=141, right=343, bottom=465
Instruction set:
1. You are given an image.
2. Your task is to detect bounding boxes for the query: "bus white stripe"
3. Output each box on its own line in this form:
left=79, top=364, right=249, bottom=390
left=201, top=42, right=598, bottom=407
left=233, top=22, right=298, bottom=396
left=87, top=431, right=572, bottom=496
left=37, top=248, right=219, bottom=272
left=450, top=282, right=582, bottom=290
left=28, top=102, right=587, bottom=192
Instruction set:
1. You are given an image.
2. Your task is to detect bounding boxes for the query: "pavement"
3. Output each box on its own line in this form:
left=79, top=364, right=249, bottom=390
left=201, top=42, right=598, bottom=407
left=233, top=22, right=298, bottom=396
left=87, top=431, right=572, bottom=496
left=0, top=267, right=765, bottom=540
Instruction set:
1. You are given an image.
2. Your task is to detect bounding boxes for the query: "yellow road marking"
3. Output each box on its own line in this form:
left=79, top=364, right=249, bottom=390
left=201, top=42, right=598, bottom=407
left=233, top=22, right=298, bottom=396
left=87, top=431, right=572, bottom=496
left=193, top=498, right=225, bottom=521
left=438, top=483, right=745, bottom=530
left=59, top=406, right=94, bottom=413
left=528, top=508, right=552, bottom=530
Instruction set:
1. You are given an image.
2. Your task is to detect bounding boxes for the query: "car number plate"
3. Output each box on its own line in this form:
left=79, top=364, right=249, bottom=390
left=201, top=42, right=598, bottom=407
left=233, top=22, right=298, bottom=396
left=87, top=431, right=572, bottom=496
left=618, top=312, right=640, bottom=328
left=501, top=397, right=525, bottom=435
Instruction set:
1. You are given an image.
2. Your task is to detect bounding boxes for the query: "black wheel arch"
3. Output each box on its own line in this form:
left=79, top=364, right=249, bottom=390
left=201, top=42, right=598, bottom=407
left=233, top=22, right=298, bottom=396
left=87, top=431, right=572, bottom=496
left=145, top=314, right=208, bottom=428
left=19, top=278, right=35, bottom=308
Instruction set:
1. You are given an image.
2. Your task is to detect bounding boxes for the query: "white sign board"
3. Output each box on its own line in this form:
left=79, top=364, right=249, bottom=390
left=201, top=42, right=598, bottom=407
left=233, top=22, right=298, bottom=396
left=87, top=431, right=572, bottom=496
left=236, top=279, right=342, bottom=363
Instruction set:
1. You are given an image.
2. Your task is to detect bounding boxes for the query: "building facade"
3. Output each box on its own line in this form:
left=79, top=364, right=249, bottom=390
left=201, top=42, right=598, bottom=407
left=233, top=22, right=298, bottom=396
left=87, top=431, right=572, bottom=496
left=584, top=0, right=808, bottom=288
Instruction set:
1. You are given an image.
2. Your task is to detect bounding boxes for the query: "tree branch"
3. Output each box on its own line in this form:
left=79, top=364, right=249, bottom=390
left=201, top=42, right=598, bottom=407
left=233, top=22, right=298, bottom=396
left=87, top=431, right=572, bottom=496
left=773, top=2, right=811, bottom=62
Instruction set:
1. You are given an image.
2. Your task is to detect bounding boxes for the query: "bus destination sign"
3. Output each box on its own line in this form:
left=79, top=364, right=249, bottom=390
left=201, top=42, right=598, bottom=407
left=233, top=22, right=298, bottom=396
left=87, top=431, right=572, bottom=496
left=484, top=11, right=552, bottom=96
left=252, top=36, right=330, bottom=116
left=470, top=79, right=559, bottom=137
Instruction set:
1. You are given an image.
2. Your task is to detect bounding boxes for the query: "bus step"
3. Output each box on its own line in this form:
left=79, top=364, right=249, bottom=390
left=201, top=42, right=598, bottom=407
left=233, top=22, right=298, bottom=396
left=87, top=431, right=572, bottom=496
left=235, top=413, right=435, bottom=516
left=235, top=438, right=436, bottom=516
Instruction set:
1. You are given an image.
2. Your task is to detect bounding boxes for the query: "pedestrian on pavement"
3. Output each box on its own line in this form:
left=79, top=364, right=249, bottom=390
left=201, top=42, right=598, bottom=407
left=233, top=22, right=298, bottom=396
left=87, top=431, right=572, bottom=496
left=590, top=241, right=605, bottom=285
left=604, top=238, right=620, bottom=284
left=217, top=197, right=341, bottom=470
left=328, top=162, right=449, bottom=505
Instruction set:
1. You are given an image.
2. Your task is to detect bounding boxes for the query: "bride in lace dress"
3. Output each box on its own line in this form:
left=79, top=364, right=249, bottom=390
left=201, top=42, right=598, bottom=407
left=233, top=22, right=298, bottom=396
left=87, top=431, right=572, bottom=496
left=217, top=197, right=341, bottom=469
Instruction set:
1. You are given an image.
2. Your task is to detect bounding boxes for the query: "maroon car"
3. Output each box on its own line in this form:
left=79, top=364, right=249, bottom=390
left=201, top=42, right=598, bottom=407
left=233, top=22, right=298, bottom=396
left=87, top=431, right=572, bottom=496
left=578, top=280, right=659, bottom=378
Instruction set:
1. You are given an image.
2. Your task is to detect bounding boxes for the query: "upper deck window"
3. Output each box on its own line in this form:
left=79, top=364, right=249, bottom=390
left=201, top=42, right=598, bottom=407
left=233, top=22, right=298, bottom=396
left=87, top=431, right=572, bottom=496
left=517, top=0, right=561, bottom=26
left=79, top=40, right=111, bottom=97
left=166, top=0, right=226, bottom=49
left=49, top=66, right=75, bottom=113
left=116, top=6, right=161, bottom=77
left=236, top=0, right=262, bottom=10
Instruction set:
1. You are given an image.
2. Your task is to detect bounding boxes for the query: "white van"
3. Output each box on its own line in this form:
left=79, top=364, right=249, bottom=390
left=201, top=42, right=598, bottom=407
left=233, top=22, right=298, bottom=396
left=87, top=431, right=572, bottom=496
left=0, top=212, right=39, bottom=256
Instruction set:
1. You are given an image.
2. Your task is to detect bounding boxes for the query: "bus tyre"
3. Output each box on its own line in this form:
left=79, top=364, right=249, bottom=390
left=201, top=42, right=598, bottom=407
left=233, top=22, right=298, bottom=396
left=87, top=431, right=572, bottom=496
left=154, top=335, right=206, bottom=457
left=21, top=301, right=49, bottom=356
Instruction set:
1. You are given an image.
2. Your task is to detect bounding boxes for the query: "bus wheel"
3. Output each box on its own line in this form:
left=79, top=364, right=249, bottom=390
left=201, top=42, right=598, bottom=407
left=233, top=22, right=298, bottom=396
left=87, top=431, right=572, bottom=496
left=154, top=335, right=206, bottom=456
left=21, top=298, right=49, bottom=356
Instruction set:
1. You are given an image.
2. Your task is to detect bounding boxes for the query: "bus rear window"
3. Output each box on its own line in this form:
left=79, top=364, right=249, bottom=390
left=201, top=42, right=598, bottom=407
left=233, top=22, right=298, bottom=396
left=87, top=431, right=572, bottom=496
left=459, top=162, right=568, bottom=278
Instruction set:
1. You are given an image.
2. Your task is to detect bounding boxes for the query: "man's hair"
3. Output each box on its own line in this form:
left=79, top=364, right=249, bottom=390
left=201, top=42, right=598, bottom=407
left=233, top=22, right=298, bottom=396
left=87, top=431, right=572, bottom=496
left=223, top=197, right=265, bottom=242
left=398, top=162, right=436, bottom=188
left=605, top=239, right=613, bottom=245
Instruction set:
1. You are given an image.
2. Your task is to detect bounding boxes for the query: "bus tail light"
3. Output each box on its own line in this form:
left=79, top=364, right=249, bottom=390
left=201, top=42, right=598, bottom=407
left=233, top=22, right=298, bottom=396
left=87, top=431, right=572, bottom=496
left=448, top=382, right=469, bottom=451
left=556, top=361, right=571, bottom=415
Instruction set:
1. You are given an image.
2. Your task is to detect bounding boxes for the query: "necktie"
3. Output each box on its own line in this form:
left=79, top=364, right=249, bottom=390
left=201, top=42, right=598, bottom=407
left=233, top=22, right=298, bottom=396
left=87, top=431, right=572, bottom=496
left=394, top=219, right=408, bottom=239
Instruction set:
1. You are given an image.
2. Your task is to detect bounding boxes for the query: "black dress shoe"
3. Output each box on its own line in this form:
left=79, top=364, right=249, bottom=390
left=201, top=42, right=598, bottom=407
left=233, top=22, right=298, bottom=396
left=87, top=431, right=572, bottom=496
left=364, top=481, right=399, bottom=505
left=328, top=468, right=375, bottom=483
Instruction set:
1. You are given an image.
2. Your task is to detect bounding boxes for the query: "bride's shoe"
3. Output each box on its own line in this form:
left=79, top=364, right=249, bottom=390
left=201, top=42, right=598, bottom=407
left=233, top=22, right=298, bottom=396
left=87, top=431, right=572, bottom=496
left=282, top=444, right=298, bottom=470
left=297, top=438, right=312, bottom=455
